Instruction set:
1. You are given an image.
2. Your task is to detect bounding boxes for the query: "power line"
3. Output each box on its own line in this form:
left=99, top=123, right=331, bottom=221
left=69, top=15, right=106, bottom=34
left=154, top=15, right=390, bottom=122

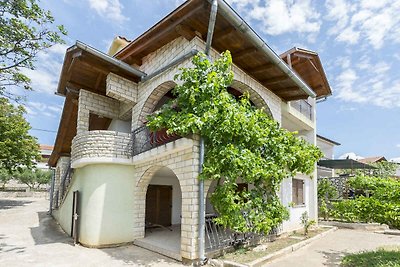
left=31, top=128, right=57, bottom=133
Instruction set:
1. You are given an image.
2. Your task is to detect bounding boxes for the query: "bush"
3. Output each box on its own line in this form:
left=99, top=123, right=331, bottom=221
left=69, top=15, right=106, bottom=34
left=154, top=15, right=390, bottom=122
left=331, top=175, right=400, bottom=229
left=15, top=168, right=52, bottom=189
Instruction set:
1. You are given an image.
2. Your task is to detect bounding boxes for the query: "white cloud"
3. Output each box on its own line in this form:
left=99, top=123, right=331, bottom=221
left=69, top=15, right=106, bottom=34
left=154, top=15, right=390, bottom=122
left=25, top=101, right=63, bottom=118
left=88, top=0, right=128, bottom=24
left=227, top=0, right=321, bottom=36
left=21, top=44, right=68, bottom=95
left=334, top=58, right=400, bottom=107
left=339, top=152, right=364, bottom=160
left=325, top=0, right=400, bottom=49
left=396, top=144, right=400, bottom=148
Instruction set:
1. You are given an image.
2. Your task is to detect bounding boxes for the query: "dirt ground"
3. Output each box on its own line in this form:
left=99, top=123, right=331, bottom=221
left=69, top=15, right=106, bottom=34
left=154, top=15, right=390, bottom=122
left=0, top=197, right=183, bottom=267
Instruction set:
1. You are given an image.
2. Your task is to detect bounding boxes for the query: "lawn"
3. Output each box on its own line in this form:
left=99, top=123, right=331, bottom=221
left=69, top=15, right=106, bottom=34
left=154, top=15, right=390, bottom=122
left=341, top=246, right=400, bottom=267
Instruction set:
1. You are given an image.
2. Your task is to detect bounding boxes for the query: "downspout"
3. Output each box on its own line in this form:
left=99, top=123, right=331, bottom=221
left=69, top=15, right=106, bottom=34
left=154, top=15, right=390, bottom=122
left=49, top=168, right=55, bottom=215
left=199, top=0, right=218, bottom=264
left=208, top=0, right=316, bottom=99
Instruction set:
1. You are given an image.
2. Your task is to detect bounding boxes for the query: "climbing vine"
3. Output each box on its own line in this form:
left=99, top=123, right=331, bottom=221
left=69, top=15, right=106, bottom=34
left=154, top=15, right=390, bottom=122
left=147, top=51, right=322, bottom=234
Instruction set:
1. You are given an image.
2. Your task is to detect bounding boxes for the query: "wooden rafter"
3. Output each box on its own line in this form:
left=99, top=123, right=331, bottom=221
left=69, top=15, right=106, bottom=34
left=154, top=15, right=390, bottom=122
left=262, top=75, right=288, bottom=85
left=246, top=63, right=274, bottom=73
left=175, top=24, right=197, bottom=40
left=119, top=4, right=204, bottom=60
left=232, top=48, right=258, bottom=60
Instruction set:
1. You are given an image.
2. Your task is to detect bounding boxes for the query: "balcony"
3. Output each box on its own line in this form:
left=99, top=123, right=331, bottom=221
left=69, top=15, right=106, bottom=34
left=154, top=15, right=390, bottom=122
left=131, top=125, right=180, bottom=157
left=290, top=99, right=313, bottom=121
left=71, top=130, right=131, bottom=168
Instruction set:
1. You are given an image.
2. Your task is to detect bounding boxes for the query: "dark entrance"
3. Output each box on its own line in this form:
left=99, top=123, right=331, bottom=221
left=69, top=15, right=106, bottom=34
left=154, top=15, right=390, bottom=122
left=145, top=185, right=172, bottom=226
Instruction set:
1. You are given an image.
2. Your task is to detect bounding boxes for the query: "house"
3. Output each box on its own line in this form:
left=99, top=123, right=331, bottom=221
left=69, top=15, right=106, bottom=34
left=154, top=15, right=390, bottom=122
left=48, top=0, right=332, bottom=262
left=316, top=135, right=340, bottom=178
left=358, top=156, right=387, bottom=164
left=37, top=144, right=53, bottom=170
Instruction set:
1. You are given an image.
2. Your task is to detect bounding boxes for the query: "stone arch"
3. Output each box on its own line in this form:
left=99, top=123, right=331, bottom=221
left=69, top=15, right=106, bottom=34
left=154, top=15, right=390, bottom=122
left=137, top=81, right=177, bottom=126
left=230, top=80, right=274, bottom=119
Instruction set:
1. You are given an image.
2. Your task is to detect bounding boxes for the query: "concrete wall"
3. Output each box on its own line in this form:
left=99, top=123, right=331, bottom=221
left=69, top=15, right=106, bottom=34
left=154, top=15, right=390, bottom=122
left=107, top=119, right=131, bottom=133
left=280, top=174, right=311, bottom=232
left=54, top=164, right=136, bottom=247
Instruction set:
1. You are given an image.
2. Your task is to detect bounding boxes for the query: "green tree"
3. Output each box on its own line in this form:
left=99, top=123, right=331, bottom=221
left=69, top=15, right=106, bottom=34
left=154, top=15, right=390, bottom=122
left=15, top=168, right=51, bottom=189
left=0, top=167, right=11, bottom=188
left=370, top=161, right=397, bottom=178
left=148, top=52, right=322, bottom=234
left=0, top=97, right=40, bottom=172
left=0, top=0, right=67, bottom=100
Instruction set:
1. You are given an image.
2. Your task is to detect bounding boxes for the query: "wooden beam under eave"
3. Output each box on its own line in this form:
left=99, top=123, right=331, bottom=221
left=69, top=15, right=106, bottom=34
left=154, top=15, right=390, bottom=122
left=232, top=48, right=258, bottom=60
left=175, top=24, right=197, bottom=40
left=284, top=94, right=309, bottom=101
left=246, top=63, right=275, bottom=73
left=272, top=86, right=300, bottom=94
left=119, top=4, right=204, bottom=60
left=215, top=27, right=236, bottom=40
left=262, top=75, right=288, bottom=85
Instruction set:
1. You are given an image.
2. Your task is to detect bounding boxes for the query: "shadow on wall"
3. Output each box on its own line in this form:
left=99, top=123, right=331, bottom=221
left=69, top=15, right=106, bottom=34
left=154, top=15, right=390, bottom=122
left=0, top=199, right=32, bottom=210
left=30, top=211, right=74, bottom=246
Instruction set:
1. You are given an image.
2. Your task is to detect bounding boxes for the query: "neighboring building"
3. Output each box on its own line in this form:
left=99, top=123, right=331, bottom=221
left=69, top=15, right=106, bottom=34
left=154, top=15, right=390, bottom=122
left=317, top=135, right=340, bottom=178
left=48, top=0, right=332, bottom=262
left=358, top=156, right=387, bottom=164
left=36, top=145, right=53, bottom=170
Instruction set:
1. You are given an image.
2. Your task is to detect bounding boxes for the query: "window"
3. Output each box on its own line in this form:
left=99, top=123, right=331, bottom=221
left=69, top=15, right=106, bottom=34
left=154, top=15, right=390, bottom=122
left=292, top=178, right=304, bottom=206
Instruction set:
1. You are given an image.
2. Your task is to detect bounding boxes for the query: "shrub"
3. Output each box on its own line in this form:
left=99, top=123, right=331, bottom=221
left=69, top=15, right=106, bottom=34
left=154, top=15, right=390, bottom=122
left=331, top=175, right=400, bottom=229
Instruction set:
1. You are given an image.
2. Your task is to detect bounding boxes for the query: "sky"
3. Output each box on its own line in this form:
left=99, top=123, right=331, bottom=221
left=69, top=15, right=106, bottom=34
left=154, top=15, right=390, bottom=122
left=18, top=0, right=400, bottom=162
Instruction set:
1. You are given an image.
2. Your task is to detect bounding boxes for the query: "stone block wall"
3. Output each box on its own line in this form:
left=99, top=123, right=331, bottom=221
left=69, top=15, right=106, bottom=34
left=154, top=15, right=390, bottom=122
left=77, top=90, right=120, bottom=134
left=71, top=130, right=131, bottom=165
left=132, top=137, right=201, bottom=260
left=54, top=156, right=70, bottom=207
left=106, top=73, right=138, bottom=104
left=131, top=36, right=283, bottom=132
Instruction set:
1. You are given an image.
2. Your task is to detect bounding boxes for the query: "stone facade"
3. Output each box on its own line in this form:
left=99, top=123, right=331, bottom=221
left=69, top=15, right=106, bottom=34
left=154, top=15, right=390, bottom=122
left=71, top=130, right=131, bottom=167
left=106, top=72, right=138, bottom=104
left=132, top=137, right=200, bottom=260
left=54, top=156, right=70, bottom=207
left=77, top=90, right=120, bottom=134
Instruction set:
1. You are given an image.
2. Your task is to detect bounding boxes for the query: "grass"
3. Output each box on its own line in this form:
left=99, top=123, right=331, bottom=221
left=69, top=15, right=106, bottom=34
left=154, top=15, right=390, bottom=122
left=341, top=247, right=400, bottom=267
left=220, top=227, right=328, bottom=264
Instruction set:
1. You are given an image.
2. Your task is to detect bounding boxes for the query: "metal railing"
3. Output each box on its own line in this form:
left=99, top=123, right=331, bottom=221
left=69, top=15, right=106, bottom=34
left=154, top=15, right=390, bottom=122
left=290, top=99, right=313, bottom=120
left=131, top=125, right=180, bottom=157
left=205, top=214, right=282, bottom=252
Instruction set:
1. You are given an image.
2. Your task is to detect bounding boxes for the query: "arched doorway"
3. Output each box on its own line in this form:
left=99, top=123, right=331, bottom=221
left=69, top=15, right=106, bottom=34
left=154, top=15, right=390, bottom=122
left=134, top=166, right=183, bottom=261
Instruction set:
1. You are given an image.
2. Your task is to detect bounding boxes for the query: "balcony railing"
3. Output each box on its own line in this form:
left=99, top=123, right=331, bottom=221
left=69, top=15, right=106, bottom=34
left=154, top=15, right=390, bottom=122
left=131, top=125, right=180, bottom=157
left=205, top=214, right=282, bottom=252
left=290, top=99, right=313, bottom=120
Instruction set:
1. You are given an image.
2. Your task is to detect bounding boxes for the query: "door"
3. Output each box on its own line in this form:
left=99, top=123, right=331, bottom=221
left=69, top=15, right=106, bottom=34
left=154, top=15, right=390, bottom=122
left=145, top=185, right=172, bottom=226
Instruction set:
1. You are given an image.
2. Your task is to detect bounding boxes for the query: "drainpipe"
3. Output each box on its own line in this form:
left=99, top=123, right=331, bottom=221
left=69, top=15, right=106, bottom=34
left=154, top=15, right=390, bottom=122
left=49, top=168, right=55, bottom=215
left=199, top=0, right=218, bottom=264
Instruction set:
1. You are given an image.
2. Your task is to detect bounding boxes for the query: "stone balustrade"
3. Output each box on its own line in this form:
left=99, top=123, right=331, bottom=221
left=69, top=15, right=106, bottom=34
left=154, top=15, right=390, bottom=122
left=71, top=130, right=131, bottom=167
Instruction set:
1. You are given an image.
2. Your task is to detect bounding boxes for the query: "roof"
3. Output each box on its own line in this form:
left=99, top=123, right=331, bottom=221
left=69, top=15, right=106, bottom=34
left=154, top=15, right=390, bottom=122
left=115, top=0, right=328, bottom=101
left=359, top=156, right=387, bottom=164
left=56, top=41, right=145, bottom=96
left=280, top=47, right=332, bottom=98
left=316, top=134, right=341, bottom=146
left=318, top=159, right=377, bottom=169
left=39, top=145, right=54, bottom=151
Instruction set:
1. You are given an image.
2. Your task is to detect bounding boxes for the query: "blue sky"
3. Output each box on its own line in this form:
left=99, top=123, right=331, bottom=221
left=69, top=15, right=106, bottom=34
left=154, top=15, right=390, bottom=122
left=20, top=0, right=400, bottom=161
